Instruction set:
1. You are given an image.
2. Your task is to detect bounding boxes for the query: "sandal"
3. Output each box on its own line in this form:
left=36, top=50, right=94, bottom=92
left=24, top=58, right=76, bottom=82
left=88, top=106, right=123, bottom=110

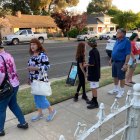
left=129, top=81, right=136, bottom=84
left=125, top=83, right=132, bottom=87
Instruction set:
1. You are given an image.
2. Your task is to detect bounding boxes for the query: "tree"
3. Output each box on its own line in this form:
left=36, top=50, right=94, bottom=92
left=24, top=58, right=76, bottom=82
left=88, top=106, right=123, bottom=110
left=52, top=11, right=87, bottom=37
left=87, top=0, right=112, bottom=14
left=1, top=0, right=79, bottom=15
left=2, top=0, right=31, bottom=15
left=116, top=11, right=138, bottom=30
left=51, top=11, right=73, bottom=37
left=72, top=13, right=87, bottom=34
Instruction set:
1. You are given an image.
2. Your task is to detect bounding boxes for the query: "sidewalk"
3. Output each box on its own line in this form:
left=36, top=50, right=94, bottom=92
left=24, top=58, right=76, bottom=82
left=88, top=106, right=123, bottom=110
left=3, top=75, right=140, bottom=140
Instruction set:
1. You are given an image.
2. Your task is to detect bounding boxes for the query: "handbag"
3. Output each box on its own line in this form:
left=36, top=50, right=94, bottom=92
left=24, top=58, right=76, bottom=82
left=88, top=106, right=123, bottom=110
left=0, top=55, right=13, bottom=101
left=31, top=80, right=52, bottom=96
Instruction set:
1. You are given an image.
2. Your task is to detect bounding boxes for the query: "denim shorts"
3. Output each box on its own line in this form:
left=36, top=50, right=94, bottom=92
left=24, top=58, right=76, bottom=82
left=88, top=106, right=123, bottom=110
left=112, top=61, right=126, bottom=80
left=128, top=55, right=139, bottom=65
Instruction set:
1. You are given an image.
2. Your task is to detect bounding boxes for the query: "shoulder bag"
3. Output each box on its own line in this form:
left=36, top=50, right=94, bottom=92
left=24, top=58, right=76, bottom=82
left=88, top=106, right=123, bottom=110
left=0, top=55, right=13, bottom=101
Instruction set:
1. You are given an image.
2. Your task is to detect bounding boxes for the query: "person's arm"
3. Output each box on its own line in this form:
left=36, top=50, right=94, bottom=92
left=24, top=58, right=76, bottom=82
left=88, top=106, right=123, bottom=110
left=79, top=63, right=86, bottom=76
left=122, top=41, right=131, bottom=71
left=27, top=54, right=50, bottom=72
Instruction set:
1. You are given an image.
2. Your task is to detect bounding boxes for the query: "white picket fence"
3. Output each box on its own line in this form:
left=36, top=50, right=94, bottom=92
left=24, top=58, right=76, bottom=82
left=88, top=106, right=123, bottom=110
left=59, top=83, right=140, bottom=140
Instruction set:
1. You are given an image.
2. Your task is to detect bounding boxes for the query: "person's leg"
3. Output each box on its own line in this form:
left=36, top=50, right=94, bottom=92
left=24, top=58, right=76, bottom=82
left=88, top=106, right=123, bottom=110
left=0, top=97, right=10, bottom=134
left=116, top=62, right=126, bottom=98
left=74, top=75, right=82, bottom=101
left=80, top=75, right=88, bottom=101
left=126, top=67, right=135, bottom=83
left=110, top=62, right=119, bottom=94
left=87, top=87, right=99, bottom=109
left=8, top=86, right=26, bottom=125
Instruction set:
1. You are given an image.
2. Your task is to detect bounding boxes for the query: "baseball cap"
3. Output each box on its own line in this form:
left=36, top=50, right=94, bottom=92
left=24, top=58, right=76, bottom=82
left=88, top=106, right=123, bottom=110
left=87, top=37, right=97, bottom=45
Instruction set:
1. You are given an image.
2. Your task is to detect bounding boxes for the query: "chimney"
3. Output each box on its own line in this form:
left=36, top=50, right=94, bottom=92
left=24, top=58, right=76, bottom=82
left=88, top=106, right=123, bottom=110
left=16, top=11, right=22, bottom=18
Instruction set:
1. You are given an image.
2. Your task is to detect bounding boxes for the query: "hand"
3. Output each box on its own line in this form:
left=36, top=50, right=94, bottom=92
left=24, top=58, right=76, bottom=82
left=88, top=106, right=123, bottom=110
left=27, top=66, right=39, bottom=71
left=83, top=63, right=89, bottom=67
left=121, top=64, right=128, bottom=71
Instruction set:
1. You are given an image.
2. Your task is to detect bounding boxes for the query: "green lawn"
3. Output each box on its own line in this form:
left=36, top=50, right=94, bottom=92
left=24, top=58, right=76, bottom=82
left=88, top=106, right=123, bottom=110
left=17, top=64, right=140, bottom=115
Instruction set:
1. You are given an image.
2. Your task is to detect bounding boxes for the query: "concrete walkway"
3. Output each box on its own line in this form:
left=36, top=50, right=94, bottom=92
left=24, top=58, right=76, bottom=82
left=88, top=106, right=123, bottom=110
left=3, top=75, right=140, bottom=140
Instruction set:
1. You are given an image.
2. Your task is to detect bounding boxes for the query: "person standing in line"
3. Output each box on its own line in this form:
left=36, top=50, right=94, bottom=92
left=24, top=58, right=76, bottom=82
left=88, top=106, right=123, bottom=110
left=85, top=38, right=101, bottom=109
left=73, top=42, right=89, bottom=102
left=109, top=28, right=131, bottom=98
left=0, top=42, right=28, bottom=137
left=125, top=33, right=140, bottom=85
left=27, top=38, right=56, bottom=122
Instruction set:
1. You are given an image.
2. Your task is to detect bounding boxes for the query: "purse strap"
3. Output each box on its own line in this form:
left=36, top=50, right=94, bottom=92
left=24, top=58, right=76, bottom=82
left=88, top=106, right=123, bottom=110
left=0, top=55, right=9, bottom=80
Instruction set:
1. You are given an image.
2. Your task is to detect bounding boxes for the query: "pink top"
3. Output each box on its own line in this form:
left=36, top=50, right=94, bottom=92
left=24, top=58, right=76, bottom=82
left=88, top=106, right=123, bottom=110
left=0, top=50, right=19, bottom=87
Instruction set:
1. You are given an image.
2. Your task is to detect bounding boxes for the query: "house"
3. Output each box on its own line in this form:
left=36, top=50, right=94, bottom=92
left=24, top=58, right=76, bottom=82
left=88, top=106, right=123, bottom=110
left=0, top=11, right=58, bottom=38
left=86, top=13, right=116, bottom=34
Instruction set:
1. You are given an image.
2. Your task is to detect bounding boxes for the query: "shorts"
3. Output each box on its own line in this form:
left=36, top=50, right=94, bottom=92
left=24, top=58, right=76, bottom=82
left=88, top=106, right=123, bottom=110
left=128, top=55, right=139, bottom=65
left=112, top=61, right=125, bottom=80
left=90, top=82, right=99, bottom=89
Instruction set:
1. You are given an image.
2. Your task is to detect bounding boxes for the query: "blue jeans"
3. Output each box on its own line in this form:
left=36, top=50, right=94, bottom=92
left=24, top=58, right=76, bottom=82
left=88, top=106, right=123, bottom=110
left=0, top=86, right=26, bottom=131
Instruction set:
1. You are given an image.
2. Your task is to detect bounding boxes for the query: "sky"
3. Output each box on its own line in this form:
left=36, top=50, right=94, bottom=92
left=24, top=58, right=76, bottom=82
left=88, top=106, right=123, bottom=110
left=70, top=0, right=140, bottom=13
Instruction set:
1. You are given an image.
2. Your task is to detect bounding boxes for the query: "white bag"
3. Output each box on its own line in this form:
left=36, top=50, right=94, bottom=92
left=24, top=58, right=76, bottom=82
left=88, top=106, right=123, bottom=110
left=31, top=80, right=52, bottom=96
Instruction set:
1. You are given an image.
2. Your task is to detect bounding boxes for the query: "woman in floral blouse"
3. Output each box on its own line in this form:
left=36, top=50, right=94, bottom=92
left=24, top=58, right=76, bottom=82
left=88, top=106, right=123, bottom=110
left=27, top=38, right=56, bottom=122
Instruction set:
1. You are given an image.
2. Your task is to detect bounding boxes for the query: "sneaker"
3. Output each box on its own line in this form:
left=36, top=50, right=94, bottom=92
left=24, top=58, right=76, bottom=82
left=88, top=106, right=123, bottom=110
left=87, top=102, right=99, bottom=109
left=86, top=100, right=94, bottom=104
left=17, top=123, right=28, bottom=129
left=116, top=91, right=124, bottom=98
left=31, top=114, right=43, bottom=122
left=82, top=95, right=89, bottom=102
left=73, top=93, right=78, bottom=102
left=46, top=110, right=57, bottom=122
left=108, top=89, right=119, bottom=95
left=0, top=130, right=5, bottom=136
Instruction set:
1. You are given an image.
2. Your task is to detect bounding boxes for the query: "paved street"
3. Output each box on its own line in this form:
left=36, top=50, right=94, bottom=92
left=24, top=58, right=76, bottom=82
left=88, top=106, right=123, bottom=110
left=4, top=40, right=109, bottom=85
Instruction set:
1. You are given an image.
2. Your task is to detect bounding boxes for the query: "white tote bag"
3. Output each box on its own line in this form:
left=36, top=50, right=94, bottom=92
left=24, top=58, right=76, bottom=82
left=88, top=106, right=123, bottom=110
left=31, top=80, right=52, bottom=96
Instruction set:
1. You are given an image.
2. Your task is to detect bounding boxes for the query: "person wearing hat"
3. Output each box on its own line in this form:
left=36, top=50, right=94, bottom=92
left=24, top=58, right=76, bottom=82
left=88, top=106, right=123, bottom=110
left=0, top=41, right=28, bottom=136
left=84, top=38, right=101, bottom=109
left=125, top=33, right=140, bottom=86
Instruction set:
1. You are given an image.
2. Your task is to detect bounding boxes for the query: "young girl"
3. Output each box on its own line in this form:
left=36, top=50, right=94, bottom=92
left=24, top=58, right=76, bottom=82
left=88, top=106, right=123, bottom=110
left=86, top=38, right=101, bottom=109
left=125, top=33, right=140, bottom=86
left=27, top=38, right=56, bottom=122
left=73, top=42, right=89, bottom=102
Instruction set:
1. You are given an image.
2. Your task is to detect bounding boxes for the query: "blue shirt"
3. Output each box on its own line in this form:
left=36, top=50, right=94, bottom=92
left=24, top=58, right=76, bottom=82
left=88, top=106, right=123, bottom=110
left=112, top=37, right=131, bottom=61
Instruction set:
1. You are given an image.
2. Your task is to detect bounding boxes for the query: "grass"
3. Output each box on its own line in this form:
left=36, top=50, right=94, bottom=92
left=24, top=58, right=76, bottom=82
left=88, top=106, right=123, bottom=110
left=17, top=64, right=140, bottom=115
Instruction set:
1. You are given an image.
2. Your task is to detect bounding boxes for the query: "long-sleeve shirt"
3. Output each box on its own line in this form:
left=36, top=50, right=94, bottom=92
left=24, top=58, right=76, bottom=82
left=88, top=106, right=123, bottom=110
left=0, top=50, right=19, bottom=87
left=28, top=52, right=50, bottom=82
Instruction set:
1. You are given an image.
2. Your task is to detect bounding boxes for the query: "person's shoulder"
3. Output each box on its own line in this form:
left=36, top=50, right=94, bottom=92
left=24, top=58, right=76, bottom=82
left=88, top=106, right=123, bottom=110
left=40, top=51, right=47, bottom=56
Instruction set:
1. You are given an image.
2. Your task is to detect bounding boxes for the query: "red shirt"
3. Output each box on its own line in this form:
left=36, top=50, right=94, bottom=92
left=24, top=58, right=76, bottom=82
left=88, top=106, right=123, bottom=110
left=131, top=41, right=140, bottom=55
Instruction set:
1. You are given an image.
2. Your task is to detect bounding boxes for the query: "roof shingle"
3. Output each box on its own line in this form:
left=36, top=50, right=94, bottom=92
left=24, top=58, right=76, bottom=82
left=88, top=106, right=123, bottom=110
left=5, top=14, right=57, bottom=28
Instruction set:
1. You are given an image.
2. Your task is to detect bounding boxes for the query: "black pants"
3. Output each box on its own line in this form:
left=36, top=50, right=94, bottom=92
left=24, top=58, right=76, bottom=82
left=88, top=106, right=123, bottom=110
left=77, top=73, right=86, bottom=95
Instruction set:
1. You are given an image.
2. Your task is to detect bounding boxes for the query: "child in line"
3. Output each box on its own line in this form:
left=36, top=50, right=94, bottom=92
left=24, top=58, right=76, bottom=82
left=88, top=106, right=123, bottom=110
left=85, top=38, right=101, bottom=109
left=73, top=42, right=89, bottom=102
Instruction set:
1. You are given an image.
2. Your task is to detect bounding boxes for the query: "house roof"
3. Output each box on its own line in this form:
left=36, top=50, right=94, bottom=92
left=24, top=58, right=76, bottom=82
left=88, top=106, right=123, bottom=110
left=87, top=15, right=104, bottom=24
left=93, top=13, right=113, bottom=18
left=4, top=14, right=57, bottom=28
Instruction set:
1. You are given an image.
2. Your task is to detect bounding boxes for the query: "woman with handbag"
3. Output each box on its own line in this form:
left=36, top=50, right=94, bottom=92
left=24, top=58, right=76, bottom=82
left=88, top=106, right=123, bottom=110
left=0, top=42, right=28, bottom=137
left=27, top=38, right=56, bottom=122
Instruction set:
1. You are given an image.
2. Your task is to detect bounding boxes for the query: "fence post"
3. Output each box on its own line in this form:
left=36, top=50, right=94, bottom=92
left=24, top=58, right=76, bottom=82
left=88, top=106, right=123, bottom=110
left=125, top=83, right=140, bottom=140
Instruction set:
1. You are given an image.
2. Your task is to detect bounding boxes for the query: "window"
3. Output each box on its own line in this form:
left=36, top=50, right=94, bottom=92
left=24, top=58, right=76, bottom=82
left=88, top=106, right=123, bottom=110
left=89, top=27, right=93, bottom=31
left=27, top=30, right=32, bottom=34
left=105, top=18, right=110, bottom=23
left=20, top=30, right=27, bottom=35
